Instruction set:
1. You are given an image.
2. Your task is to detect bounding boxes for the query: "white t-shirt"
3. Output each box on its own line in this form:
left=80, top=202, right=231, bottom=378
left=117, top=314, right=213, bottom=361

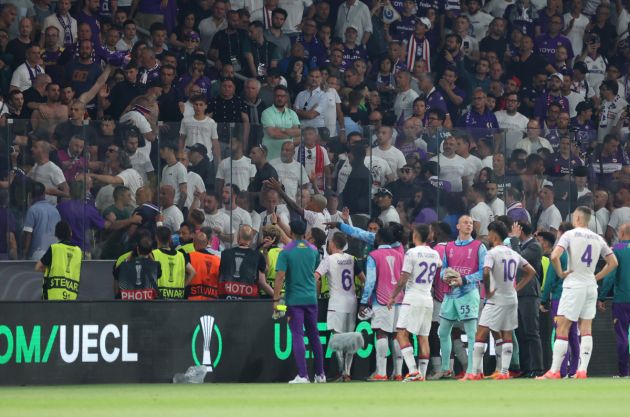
left=279, top=0, right=312, bottom=34
left=563, top=13, right=590, bottom=56
left=294, top=87, right=327, bottom=128
left=28, top=161, right=66, bottom=205
left=393, top=89, right=419, bottom=120
left=584, top=54, right=607, bottom=93
left=484, top=245, right=528, bottom=305
left=324, top=88, right=341, bottom=136
left=463, top=154, right=483, bottom=180
left=489, top=198, right=506, bottom=217
left=294, top=144, right=331, bottom=179
left=128, top=150, right=154, bottom=184
left=304, top=209, right=331, bottom=232
left=538, top=204, right=562, bottom=232
left=598, top=95, right=628, bottom=141
left=220, top=206, right=253, bottom=231
left=10, top=63, right=44, bottom=91
left=249, top=210, right=262, bottom=233
left=117, top=168, right=144, bottom=205
left=203, top=210, right=234, bottom=235
left=185, top=171, right=206, bottom=209
left=162, top=205, right=184, bottom=233
left=401, top=245, right=442, bottom=305
left=372, top=146, right=406, bottom=180
left=269, top=158, right=310, bottom=199
left=120, top=111, right=153, bottom=159
left=179, top=116, right=219, bottom=162
left=336, top=154, right=392, bottom=195
left=429, top=153, right=468, bottom=192
left=556, top=227, right=612, bottom=288
left=483, top=0, right=514, bottom=17
left=463, top=10, right=494, bottom=39
left=494, top=110, right=528, bottom=154
left=161, top=162, right=188, bottom=204
left=260, top=204, right=290, bottom=229
left=216, top=156, right=256, bottom=192
left=470, top=201, right=495, bottom=236
left=378, top=206, right=400, bottom=224
left=608, top=207, right=630, bottom=243
left=315, top=252, right=358, bottom=313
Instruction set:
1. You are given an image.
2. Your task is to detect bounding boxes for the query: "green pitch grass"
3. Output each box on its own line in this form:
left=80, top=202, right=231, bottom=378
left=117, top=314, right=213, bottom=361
left=1, top=379, right=628, bottom=417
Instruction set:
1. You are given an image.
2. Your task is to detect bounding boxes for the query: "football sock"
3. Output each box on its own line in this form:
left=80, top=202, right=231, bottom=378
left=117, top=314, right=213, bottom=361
left=550, top=337, right=569, bottom=373
left=375, top=337, right=388, bottom=376
left=578, top=335, right=593, bottom=372
left=494, top=338, right=503, bottom=373
left=463, top=320, right=478, bottom=374
left=392, top=339, right=403, bottom=376
left=472, top=342, right=486, bottom=375
left=401, top=346, right=417, bottom=374
left=418, top=356, right=429, bottom=378
left=438, top=319, right=455, bottom=372
left=501, top=342, right=513, bottom=374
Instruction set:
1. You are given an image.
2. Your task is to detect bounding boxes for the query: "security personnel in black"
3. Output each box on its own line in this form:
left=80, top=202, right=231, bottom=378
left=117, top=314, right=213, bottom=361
left=152, top=226, right=196, bottom=299
left=114, top=236, right=161, bottom=300
left=219, top=225, right=273, bottom=299
left=35, top=221, right=83, bottom=300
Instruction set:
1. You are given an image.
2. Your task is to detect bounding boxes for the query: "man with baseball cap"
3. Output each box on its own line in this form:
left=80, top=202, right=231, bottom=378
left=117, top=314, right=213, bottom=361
left=375, top=188, right=400, bottom=224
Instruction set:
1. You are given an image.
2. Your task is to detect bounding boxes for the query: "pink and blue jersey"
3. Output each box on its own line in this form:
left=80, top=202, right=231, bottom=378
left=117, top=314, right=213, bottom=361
left=361, top=245, right=404, bottom=306
left=441, top=239, right=487, bottom=299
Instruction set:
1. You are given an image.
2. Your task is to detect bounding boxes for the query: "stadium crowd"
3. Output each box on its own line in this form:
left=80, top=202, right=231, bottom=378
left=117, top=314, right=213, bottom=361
left=0, top=0, right=630, bottom=381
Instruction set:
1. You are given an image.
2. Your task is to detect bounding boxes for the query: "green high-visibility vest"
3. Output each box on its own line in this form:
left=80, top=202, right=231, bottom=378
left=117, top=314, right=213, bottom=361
left=152, top=248, right=186, bottom=299
left=43, top=243, right=83, bottom=300
left=177, top=242, right=195, bottom=254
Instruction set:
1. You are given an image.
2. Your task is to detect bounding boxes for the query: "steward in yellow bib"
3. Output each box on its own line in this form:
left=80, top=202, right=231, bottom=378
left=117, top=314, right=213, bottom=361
left=153, top=226, right=196, bottom=299
left=35, top=221, right=83, bottom=300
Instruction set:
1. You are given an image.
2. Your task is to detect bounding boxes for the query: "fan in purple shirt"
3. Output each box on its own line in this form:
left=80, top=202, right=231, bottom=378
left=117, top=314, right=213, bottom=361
left=570, top=101, right=597, bottom=155
left=535, top=17, right=574, bottom=65
left=545, top=136, right=584, bottom=177
left=457, top=88, right=499, bottom=139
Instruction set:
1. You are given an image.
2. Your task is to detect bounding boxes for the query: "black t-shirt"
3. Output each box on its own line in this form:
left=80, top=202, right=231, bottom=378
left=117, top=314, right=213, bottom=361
left=107, top=81, right=146, bottom=119
left=157, top=86, right=183, bottom=122
left=479, top=36, right=508, bottom=62
left=210, top=29, right=251, bottom=66
left=64, top=60, right=102, bottom=101
left=248, top=162, right=278, bottom=194
left=22, top=87, right=47, bottom=119
left=6, top=38, right=31, bottom=68
left=219, top=246, right=265, bottom=284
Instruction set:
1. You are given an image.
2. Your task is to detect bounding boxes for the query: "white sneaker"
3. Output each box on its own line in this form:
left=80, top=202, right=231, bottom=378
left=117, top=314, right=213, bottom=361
left=288, top=375, right=310, bottom=384
left=314, top=374, right=326, bottom=383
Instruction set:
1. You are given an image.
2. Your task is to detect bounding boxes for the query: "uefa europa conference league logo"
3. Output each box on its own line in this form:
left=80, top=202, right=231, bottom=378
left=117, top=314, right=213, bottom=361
left=191, top=315, right=223, bottom=372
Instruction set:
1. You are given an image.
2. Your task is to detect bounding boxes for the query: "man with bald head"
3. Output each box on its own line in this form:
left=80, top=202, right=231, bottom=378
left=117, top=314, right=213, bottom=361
left=599, top=223, right=630, bottom=377
left=186, top=231, right=221, bottom=300
left=219, top=224, right=273, bottom=299
left=159, top=184, right=183, bottom=234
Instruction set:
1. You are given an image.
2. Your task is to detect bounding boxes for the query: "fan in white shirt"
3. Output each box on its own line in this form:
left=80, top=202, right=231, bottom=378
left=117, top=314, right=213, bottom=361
left=537, top=185, right=563, bottom=234
left=375, top=188, right=401, bottom=224
left=159, top=184, right=184, bottom=233
left=429, top=136, right=470, bottom=193
left=293, top=69, right=328, bottom=128
left=270, top=141, right=310, bottom=200
left=294, top=127, right=332, bottom=190
left=468, top=183, right=495, bottom=238
left=215, top=136, right=257, bottom=192
left=373, top=126, right=407, bottom=180
left=220, top=183, right=253, bottom=232
left=494, top=93, right=529, bottom=154
left=179, top=95, right=221, bottom=163
left=202, top=193, right=235, bottom=244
